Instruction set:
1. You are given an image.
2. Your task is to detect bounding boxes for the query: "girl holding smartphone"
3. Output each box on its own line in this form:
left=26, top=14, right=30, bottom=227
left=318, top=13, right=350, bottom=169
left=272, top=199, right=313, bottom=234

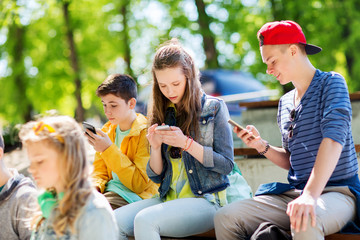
left=114, top=39, right=236, bottom=239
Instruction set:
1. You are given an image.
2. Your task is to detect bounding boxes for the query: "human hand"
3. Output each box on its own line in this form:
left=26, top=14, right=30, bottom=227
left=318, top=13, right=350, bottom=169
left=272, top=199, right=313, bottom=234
left=156, top=126, right=187, bottom=149
left=234, top=125, right=264, bottom=149
left=286, top=192, right=317, bottom=233
left=85, top=129, right=112, bottom=152
left=147, top=124, right=164, bottom=150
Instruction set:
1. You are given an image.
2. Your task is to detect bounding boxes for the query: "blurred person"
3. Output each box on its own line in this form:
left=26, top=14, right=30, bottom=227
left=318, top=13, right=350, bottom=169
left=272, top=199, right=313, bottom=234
left=0, top=133, right=37, bottom=240
left=19, top=116, right=118, bottom=239
left=86, top=74, right=158, bottom=210
left=214, top=20, right=360, bottom=240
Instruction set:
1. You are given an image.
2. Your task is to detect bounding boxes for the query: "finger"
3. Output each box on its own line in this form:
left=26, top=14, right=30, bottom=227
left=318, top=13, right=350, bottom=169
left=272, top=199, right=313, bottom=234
left=233, top=126, right=240, bottom=134
left=148, top=124, right=158, bottom=134
left=309, top=206, right=316, bottom=227
left=294, top=206, right=304, bottom=233
left=286, top=203, right=293, bottom=216
left=85, top=131, right=95, bottom=141
left=301, top=208, right=309, bottom=231
left=87, top=137, right=95, bottom=146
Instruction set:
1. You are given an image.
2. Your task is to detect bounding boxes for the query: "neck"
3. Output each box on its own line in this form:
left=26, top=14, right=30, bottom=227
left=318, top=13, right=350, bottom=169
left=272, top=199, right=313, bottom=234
left=119, top=112, right=137, bottom=131
left=292, top=58, right=316, bottom=98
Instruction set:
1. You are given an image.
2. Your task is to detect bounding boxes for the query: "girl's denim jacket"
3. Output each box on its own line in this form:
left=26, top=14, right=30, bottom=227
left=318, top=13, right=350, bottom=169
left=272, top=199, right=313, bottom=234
left=146, top=93, right=234, bottom=199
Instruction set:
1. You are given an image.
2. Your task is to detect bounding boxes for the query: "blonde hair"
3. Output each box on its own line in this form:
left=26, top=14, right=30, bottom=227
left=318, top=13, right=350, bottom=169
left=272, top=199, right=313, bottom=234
left=19, top=115, right=92, bottom=236
left=149, top=39, right=202, bottom=138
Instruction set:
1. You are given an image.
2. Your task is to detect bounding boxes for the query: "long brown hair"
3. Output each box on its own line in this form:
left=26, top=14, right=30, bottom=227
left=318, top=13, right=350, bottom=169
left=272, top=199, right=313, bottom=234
left=149, top=39, right=202, bottom=138
left=19, top=116, right=92, bottom=236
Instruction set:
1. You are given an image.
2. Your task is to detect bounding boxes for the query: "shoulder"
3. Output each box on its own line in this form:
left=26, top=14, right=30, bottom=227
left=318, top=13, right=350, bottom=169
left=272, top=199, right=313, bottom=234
left=101, top=121, right=115, bottom=133
left=83, top=190, right=113, bottom=212
left=76, top=191, right=118, bottom=237
left=6, top=170, right=37, bottom=201
left=201, top=94, right=225, bottom=114
left=130, top=113, right=148, bottom=135
left=316, top=69, right=346, bottom=87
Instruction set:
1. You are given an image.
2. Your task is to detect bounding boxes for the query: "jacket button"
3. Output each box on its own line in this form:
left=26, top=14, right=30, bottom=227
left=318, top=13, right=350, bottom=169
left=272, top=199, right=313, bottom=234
left=198, top=191, right=202, bottom=194
left=188, top=169, right=193, bottom=174
left=202, top=119, right=206, bottom=124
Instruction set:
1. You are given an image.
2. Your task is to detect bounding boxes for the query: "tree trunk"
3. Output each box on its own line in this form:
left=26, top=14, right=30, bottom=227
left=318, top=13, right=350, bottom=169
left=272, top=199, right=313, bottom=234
left=62, top=0, right=84, bottom=122
left=120, top=0, right=135, bottom=82
left=194, top=0, right=219, bottom=69
left=12, top=24, right=33, bottom=122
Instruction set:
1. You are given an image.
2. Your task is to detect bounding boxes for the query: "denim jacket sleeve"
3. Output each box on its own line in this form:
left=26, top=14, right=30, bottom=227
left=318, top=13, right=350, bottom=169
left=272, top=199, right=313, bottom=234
left=201, top=98, right=234, bottom=175
left=146, top=160, right=164, bottom=184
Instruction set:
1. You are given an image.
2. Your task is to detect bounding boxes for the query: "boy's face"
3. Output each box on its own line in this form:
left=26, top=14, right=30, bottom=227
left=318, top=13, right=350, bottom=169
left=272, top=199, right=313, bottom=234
left=101, top=94, right=134, bottom=126
left=260, top=44, right=295, bottom=85
left=26, top=141, right=63, bottom=192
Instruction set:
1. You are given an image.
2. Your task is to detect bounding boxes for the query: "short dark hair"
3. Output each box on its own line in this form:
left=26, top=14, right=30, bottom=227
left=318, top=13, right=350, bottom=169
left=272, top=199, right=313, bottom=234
left=0, top=134, right=4, bottom=150
left=96, top=74, right=137, bottom=103
left=258, top=33, right=264, bottom=46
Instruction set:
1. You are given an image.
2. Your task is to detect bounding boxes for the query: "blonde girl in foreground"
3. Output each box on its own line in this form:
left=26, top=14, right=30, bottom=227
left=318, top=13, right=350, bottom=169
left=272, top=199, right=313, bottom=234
left=19, top=116, right=119, bottom=240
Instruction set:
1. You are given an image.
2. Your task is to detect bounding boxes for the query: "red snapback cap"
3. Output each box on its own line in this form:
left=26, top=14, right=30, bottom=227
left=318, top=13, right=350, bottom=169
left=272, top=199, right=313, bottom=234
left=258, top=20, right=322, bottom=55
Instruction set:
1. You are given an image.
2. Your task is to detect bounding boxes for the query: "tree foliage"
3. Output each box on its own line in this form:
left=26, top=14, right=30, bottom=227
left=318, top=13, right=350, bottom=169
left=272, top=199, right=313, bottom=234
left=0, top=0, right=359, bottom=125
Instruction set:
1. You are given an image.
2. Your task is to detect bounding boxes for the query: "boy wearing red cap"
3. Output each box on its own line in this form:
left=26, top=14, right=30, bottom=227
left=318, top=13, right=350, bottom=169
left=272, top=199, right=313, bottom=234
left=214, top=20, right=360, bottom=239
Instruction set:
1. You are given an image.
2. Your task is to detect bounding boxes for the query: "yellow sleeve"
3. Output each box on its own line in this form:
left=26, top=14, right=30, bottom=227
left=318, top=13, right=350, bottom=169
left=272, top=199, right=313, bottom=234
left=91, top=151, right=110, bottom=193
left=100, top=129, right=151, bottom=194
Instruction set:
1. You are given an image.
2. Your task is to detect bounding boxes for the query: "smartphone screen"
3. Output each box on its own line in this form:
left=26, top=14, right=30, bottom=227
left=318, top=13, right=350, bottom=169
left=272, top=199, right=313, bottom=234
left=82, top=121, right=96, bottom=134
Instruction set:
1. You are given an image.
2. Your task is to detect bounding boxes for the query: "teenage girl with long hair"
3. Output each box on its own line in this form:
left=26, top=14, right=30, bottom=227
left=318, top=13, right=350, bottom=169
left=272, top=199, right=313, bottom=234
left=114, top=39, right=235, bottom=239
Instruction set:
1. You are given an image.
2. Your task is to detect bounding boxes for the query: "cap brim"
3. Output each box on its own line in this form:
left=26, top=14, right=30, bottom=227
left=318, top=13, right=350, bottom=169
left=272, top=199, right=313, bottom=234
left=304, top=44, right=322, bottom=55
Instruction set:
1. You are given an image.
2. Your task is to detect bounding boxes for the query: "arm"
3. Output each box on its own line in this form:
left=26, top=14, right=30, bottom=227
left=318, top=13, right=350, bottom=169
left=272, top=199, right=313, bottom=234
left=287, top=138, right=342, bottom=232
left=234, top=125, right=291, bottom=170
left=92, top=153, right=110, bottom=193
left=100, top=130, right=152, bottom=194
left=201, top=100, right=234, bottom=175
left=157, top=100, right=234, bottom=175
left=15, top=185, right=38, bottom=240
left=147, top=124, right=165, bottom=175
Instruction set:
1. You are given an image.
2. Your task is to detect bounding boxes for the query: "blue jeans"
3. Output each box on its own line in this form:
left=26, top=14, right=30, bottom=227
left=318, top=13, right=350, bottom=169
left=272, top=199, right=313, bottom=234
left=114, top=197, right=220, bottom=240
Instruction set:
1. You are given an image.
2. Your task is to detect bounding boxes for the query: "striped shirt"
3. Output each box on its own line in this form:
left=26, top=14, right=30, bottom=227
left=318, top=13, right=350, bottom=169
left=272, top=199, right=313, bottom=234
left=277, top=69, right=358, bottom=187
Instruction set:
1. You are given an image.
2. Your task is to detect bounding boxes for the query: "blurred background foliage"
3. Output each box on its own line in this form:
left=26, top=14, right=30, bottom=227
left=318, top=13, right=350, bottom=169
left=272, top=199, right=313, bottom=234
left=1, top=0, right=360, bottom=128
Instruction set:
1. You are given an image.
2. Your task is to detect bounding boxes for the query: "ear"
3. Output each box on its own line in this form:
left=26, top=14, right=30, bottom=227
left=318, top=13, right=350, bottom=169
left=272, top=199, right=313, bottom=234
left=289, top=44, right=298, bottom=56
left=128, top=98, right=137, bottom=110
left=0, top=148, right=3, bottom=160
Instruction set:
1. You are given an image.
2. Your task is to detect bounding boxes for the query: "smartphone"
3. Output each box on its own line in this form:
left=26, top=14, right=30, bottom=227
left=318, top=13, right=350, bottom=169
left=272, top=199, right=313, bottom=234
left=228, top=119, right=255, bottom=140
left=228, top=119, right=245, bottom=131
left=155, top=125, right=171, bottom=131
left=82, top=121, right=96, bottom=135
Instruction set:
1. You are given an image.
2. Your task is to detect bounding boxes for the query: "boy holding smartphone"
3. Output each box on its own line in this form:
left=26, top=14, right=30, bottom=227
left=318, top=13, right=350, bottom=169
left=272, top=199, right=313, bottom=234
left=215, top=20, right=360, bottom=239
left=86, top=74, right=158, bottom=209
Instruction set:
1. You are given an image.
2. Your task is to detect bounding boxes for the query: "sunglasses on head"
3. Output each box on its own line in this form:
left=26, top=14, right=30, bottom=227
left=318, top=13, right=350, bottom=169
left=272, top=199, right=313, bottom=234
left=288, top=109, right=296, bottom=139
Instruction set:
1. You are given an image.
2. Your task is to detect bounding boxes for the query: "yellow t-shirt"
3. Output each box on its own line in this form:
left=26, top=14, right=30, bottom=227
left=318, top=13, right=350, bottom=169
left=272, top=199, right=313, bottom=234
left=165, top=147, right=227, bottom=206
